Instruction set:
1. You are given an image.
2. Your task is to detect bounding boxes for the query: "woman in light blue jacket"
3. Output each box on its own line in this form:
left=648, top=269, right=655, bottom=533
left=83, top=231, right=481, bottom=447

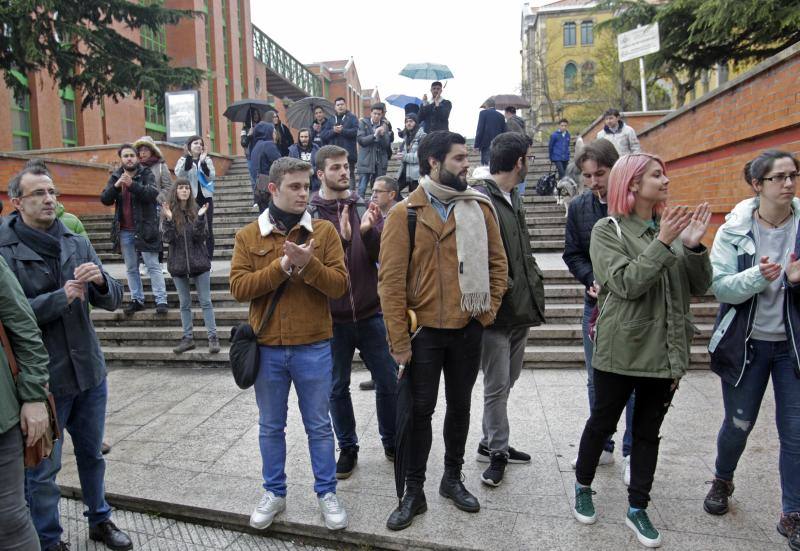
left=705, top=150, right=800, bottom=550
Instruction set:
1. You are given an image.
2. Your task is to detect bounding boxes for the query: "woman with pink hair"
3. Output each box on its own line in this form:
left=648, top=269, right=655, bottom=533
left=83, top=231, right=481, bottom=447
left=572, top=153, right=713, bottom=548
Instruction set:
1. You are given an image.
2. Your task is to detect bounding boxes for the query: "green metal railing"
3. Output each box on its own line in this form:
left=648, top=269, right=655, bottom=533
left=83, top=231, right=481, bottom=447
left=252, top=24, right=321, bottom=97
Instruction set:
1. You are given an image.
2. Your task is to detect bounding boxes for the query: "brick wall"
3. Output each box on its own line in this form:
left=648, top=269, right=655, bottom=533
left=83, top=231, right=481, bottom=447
left=635, top=43, right=800, bottom=243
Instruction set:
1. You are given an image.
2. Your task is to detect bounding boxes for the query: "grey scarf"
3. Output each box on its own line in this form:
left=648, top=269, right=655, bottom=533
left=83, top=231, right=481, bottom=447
left=419, top=176, right=498, bottom=315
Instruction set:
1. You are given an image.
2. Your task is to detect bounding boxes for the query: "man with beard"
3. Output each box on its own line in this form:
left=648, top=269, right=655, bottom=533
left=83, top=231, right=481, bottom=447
left=100, top=144, right=168, bottom=315
left=396, top=113, right=426, bottom=193
left=418, top=82, right=452, bottom=133
left=230, top=157, right=348, bottom=532
left=308, top=145, right=398, bottom=478
left=310, top=106, right=328, bottom=148
left=356, top=105, right=394, bottom=197
left=289, top=129, right=321, bottom=192
left=321, top=98, right=359, bottom=188
left=378, top=131, right=508, bottom=531
left=0, top=165, right=129, bottom=551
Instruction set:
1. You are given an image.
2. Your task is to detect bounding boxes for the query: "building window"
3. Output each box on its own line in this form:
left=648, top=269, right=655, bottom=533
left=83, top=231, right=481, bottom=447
left=141, top=0, right=167, bottom=140
left=564, top=62, right=578, bottom=91
left=10, top=93, right=32, bottom=151
left=718, top=62, right=729, bottom=85
left=563, top=22, right=576, bottom=47
left=60, top=87, right=77, bottom=147
left=581, top=21, right=593, bottom=45
left=581, top=61, right=595, bottom=88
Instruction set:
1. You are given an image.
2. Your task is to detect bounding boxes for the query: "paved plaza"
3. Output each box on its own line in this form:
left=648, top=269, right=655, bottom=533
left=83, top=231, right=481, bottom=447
left=55, top=366, right=787, bottom=550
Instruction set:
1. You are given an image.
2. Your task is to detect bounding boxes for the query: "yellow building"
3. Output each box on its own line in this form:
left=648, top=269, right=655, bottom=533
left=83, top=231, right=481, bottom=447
left=521, top=0, right=614, bottom=133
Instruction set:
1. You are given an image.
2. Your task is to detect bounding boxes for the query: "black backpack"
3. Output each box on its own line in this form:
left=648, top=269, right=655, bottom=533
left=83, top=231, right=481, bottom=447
left=535, top=168, right=558, bottom=196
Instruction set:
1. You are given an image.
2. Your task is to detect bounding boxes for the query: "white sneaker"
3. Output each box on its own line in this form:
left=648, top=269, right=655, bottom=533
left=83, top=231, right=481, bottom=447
left=570, top=449, right=615, bottom=470
left=318, top=492, right=347, bottom=530
left=139, top=264, right=147, bottom=277
left=252, top=203, right=259, bottom=211
left=161, top=264, right=168, bottom=274
left=622, top=455, right=631, bottom=486
left=249, top=491, right=286, bottom=529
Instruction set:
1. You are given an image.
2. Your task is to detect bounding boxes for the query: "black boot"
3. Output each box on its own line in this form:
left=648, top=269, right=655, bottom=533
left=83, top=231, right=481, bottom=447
left=439, top=467, right=480, bottom=512
left=386, top=488, right=427, bottom=531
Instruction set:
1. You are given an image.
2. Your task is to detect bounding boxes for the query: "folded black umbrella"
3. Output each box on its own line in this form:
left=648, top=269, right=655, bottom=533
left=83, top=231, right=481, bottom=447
left=394, top=360, right=413, bottom=505
left=223, top=99, right=276, bottom=124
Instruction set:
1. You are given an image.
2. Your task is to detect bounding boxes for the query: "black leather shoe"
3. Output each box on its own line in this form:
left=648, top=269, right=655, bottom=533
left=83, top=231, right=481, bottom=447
left=386, top=489, right=427, bottom=531
left=439, top=468, right=480, bottom=512
left=89, top=520, right=132, bottom=551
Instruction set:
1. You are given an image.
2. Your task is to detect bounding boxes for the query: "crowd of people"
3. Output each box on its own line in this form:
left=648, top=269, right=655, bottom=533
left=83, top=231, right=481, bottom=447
left=1, top=97, right=798, bottom=551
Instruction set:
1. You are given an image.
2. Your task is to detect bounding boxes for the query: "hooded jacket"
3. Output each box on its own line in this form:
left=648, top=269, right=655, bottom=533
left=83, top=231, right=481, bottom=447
left=549, top=129, right=571, bottom=162
left=249, top=122, right=282, bottom=184
left=309, top=191, right=381, bottom=323
left=708, top=196, right=800, bottom=385
left=100, top=164, right=161, bottom=253
left=56, top=203, right=87, bottom=238
left=505, top=115, right=526, bottom=134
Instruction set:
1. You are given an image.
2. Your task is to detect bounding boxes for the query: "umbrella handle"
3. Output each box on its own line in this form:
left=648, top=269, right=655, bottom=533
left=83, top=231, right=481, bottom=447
left=407, top=309, right=418, bottom=333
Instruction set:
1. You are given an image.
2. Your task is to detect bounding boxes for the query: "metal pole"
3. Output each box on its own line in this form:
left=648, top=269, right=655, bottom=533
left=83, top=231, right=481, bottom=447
left=639, top=56, right=648, bottom=112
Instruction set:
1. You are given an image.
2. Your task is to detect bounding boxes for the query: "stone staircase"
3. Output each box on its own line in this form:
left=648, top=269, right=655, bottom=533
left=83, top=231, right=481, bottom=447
left=85, top=150, right=716, bottom=370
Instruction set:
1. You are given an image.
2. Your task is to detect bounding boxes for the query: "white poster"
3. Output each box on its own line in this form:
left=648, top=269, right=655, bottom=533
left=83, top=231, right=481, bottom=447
left=166, top=90, right=201, bottom=142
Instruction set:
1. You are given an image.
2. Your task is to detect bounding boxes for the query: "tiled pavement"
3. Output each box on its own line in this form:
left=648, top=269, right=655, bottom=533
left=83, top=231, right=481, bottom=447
left=57, top=367, right=787, bottom=550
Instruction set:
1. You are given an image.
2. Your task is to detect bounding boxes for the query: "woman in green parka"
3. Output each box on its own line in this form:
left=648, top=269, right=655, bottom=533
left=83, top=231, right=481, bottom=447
left=572, top=153, right=713, bottom=548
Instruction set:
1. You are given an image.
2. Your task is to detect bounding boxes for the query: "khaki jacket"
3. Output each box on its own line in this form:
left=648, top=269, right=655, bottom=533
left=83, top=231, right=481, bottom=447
left=230, top=211, right=347, bottom=346
left=378, top=186, right=508, bottom=354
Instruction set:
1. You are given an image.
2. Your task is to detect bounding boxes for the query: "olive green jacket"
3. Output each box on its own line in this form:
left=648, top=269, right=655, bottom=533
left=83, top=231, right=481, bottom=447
left=0, top=255, right=50, bottom=434
left=589, top=214, right=712, bottom=379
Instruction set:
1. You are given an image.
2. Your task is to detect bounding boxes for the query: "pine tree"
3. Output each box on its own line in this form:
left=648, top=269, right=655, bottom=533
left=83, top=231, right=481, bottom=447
left=0, top=0, right=205, bottom=109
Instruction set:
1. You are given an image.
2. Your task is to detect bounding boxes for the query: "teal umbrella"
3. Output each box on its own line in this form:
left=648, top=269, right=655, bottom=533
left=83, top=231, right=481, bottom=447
left=399, top=63, right=454, bottom=80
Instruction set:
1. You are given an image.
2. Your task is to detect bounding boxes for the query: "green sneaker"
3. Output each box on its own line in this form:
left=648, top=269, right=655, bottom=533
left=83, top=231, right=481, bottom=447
left=573, top=485, right=597, bottom=524
left=626, top=508, right=662, bottom=548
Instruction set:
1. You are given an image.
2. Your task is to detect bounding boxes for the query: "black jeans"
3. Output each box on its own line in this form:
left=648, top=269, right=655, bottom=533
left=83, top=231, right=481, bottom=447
left=405, top=320, right=483, bottom=489
left=0, top=425, right=39, bottom=550
left=196, top=196, right=215, bottom=260
left=576, top=369, right=678, bottom=509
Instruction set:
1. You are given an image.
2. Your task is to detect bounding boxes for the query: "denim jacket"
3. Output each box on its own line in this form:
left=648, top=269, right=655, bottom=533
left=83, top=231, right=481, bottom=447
left=708, top=196, right=800, bottom=386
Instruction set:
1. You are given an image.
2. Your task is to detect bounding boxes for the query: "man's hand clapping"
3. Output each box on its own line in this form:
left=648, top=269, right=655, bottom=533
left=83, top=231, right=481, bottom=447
left=339, top=204, right=352, bottom=241
left=284, top=239, right=315, bottom=271
left=360, top=202, right=381, bottom=234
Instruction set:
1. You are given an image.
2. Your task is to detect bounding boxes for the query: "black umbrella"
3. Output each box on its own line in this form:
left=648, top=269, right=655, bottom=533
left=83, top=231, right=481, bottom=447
left=395, top=310, right=422, bottom=506
left=223, top=99, right=276, bottom=124
left=285, top=97, right=336, bottom=130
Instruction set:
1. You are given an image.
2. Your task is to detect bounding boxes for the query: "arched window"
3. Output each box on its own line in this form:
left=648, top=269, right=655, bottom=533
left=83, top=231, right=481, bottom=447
left=581, top=21, right=594, bottom=45
left=564, top=62, right=578, bottom=91
left=563, top=22, right=576, bottom=47
left=581, top=61, right=595, bottom=88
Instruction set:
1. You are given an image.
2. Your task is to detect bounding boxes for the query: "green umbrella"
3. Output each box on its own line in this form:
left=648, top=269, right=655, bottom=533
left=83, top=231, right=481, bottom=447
left=399, top=63, right=454, bottom=81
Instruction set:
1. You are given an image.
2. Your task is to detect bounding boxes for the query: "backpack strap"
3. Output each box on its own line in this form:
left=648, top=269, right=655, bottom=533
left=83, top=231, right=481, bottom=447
left=605, top=216, right=623, bottom=240
left=407, top=206, right=417, bottom=264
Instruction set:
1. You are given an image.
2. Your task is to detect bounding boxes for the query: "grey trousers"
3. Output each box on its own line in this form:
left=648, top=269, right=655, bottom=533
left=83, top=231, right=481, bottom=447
left=0, top=425, right=40, bottom=550
left=480, top=325, right=528, bottom=454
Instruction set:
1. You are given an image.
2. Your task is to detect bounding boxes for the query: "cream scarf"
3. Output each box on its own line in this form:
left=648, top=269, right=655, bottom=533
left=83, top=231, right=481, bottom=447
left=419, top=175, right=498, bottom=315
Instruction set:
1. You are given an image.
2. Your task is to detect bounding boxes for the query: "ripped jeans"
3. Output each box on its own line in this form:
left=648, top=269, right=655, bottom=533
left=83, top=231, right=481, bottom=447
left=714, top=339, right=800, bottom=513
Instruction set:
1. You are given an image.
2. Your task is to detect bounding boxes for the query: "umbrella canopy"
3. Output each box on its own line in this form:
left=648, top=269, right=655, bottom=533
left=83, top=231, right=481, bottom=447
left=484, top=94, right=530, bottom=110
left=223, top=99, right=276, bottom=124
left=285, top=97, right=336, bottom=130
left=399, top=63, right=454, bottom=81
left=385, top=94, right=422, bottom=109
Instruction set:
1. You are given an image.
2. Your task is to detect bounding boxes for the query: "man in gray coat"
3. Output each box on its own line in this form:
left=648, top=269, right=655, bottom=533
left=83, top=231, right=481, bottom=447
left=0, top=165, right=130, bottom=551
left=356, top=104, right=394, bottom=197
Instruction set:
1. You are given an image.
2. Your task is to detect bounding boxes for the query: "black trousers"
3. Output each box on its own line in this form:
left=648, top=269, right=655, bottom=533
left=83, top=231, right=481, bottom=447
left=576, top=369, right=678, bottom=509
left=406, top=320, right=483, bottom=489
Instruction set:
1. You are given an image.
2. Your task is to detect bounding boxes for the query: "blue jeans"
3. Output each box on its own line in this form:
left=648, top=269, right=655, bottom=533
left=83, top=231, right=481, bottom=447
left=357, top=173, right=375, bottom=197
left=715, top=339, right=800, bottom=513
left=119, top=229, right=167, bottom=304
left=553, top=160, right=568, bottom=179
left=329, top=314, right=398, bottom=450
left=26, top=380, right=111, bottom=549
left=583, top=296, right=634, bottom=456
left=172, top=272, right=217, bottom=339
left=255, top=342, right=337, bottom=497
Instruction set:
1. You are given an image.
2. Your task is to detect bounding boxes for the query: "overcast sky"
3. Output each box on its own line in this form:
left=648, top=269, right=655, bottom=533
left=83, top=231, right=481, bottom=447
left=250, top=0, right=528, bottom=138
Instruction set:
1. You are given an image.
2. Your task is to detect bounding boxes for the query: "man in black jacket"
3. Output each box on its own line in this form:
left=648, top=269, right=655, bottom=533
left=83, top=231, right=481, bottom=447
left=418, top=81, right=452, bottom=133
left=100, top=143, right=168, bottom=315
left=0, top=165, right=130, bottom=551
left=473, top=133, right=545, bottom=487
left=562, top=139, right=634, bottom=479
left=321, top=97, right=359, bottom=188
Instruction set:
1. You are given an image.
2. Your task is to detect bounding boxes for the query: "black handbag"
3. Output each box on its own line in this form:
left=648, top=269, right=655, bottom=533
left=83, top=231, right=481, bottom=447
left=229, top=227, right=309, bottom=389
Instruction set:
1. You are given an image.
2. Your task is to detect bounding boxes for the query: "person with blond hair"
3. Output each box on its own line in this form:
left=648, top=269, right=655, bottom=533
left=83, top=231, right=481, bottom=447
left=571, top=153, right=712, bottom=548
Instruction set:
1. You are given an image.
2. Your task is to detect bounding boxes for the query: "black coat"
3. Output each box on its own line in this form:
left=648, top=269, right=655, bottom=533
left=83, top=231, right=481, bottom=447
left=418, top=99, right=452, bottom=133
left=474, top=109, right=507, bottom=150
left=274, top=122, right=294, bottom=157
left=0, top=217, right=122, bottom=397
left=563, top=191, right=608, bottom=290
left=320, top=112, right=359, bottom=160
left=100, top=165, right=161, bottom=253
left=162, top=215, right=210, bottom=277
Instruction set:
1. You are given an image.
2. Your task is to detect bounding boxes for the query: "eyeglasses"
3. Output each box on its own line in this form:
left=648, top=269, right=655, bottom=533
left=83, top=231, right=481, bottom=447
left=762, top=172, right=798, bottom=184
left=372, top=189, right=392, bottom=194
left=19, top=188, right=60, bottom=200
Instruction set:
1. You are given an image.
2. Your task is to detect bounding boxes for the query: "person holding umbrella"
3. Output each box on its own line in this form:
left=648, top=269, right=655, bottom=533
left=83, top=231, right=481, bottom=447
left=418, top=82, right=452, bottom=133
left=378, top=131, right=508, bottom=531
left=241, top=108, right=265, bottom=159
left=272, top=113, right=294, bottom=157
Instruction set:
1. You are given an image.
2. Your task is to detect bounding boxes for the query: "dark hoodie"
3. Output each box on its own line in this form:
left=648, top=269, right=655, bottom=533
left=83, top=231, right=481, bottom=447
left=248, top=122, right=281, bottom=184
left=309, top=191, right=381, bottom=323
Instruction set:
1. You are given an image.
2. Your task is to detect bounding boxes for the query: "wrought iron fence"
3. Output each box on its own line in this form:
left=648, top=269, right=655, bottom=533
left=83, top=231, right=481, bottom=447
left=252, top=24, right=321, bottom=97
